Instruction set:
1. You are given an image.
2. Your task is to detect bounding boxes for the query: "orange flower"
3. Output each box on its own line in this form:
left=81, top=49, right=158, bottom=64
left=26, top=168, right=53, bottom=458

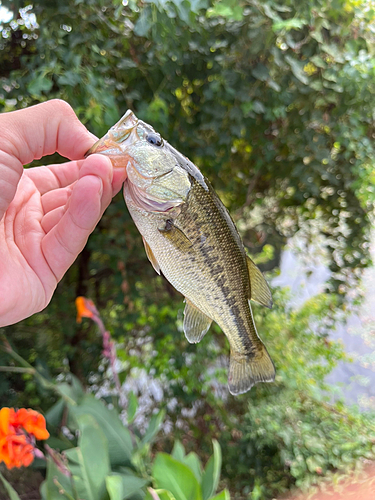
left=75, top=296, right=96, bottom=323
left=0, top=407, right=49, bottom=469
left=0, top=434, right=34, bottom=469
left=0, top=407, right=15, bottom=437
left=13, top=408, right=50, bottom=440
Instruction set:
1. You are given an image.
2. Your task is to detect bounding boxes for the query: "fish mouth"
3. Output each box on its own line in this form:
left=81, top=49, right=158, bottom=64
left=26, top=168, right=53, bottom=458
left=85, top=110, right=139, bottom=157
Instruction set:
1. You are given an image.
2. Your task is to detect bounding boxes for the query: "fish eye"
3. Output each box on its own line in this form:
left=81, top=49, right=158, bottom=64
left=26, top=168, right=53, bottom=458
left=146, top=133, right=163, bottom=147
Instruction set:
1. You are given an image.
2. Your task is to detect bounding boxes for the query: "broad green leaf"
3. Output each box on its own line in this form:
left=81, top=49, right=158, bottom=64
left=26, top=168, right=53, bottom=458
left=141, top=410, right=165, bottom=446
left=106, top=474, right=148, bottom=500
left=40, top=456, right=75, bottom=500
left=153, top=453, right=203, bottom=500
left=201, top=440, right=222, bottom=500
left=106, top=476, right=123, bottom=500
left=127, top=391, right=138, bottom=424
left=45, top=398, right=66, bottom=427
left=184, top=452, right=202, bottom=481
left=69, top=394, right=133, bottom=466
left=171, top=440, right=185, bottom=462
left=145, top=489, right=176, bottom=500
left=55, top=375, right=85, bottom=404
left=209, top=490, right=230, bottom=500
left=0, top=472, right=22, bottom=500
left=64, top=414, right=110, bottom=500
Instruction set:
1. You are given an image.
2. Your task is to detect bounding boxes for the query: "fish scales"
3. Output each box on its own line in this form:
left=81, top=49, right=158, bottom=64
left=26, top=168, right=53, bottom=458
left=87, top=110, right=275, bottom=395
left=126, top=178, right=260, bottom=355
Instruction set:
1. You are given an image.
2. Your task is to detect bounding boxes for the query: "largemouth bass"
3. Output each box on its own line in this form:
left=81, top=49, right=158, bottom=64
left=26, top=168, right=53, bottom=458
left=87, top=110, right=275, bottom=395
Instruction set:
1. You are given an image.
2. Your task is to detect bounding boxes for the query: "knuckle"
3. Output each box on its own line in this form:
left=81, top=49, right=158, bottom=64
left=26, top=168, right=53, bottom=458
left=47, top=99, right=76, bottom=118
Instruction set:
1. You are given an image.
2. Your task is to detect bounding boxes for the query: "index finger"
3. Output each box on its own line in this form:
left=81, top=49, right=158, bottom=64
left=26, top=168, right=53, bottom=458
left=0, top=99, right=97, bottom=165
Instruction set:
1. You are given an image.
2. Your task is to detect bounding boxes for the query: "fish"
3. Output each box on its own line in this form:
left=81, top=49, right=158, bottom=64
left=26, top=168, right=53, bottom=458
left=86, top=110, right=275, bottom=395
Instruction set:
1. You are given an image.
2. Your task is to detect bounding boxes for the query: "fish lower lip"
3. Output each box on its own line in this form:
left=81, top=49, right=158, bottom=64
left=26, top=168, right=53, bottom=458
left=85, top=138, right=123, bottom=158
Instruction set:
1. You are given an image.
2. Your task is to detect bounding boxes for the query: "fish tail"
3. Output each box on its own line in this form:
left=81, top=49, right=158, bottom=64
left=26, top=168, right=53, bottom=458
left=228, top=346, right=275, bottom=396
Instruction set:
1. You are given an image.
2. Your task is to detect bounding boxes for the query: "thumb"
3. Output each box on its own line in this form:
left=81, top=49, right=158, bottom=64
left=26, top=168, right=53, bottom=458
left=41, top=154, right=113, bottom=281
left=0, top=159, right=23, bottom=221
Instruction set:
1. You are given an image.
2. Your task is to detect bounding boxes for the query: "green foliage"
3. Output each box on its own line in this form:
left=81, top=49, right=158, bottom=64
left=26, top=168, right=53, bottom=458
left=2, top=0, right=375, bottom=498
left=8, top=369, right=227, bottom=500
left=148, top=439, right=228, bottom=500
left=0, top=473, right=21, bottom=500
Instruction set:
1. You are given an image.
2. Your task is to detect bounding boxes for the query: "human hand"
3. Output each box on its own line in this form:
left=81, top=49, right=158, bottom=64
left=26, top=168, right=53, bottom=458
left=0, top=100, right=126, bottom=326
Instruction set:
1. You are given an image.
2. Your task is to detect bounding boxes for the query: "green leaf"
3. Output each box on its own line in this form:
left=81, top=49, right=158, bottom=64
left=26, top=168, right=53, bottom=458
left=201, top=440, right=222, bottom=500
left=69, top=394, right=133, bottom=467
left=55, top=375, right=85, bottom=404
left=145, top=489, right=176, bottom=500
left=27, top=74, right=53, bottom=96
left=0, top=472, right=22, bottom=500
left=64, top=414, right=110, bottom=500
left=141, top=410, right=165, bottom=446
left=45, top=398, right=67, bottom=428
left=57, top=71, right=82, bottom=86
left=106, top=476, right=123, bottom=500
left=127, top=391, right=138, bottom=424
left=106, top=474, right=148, bottom=500
left=153, top=453, right=203, bottom=500
left=285, top=55, right=309, bottom=84
left=134, top=7, right=151, bottom=37
left=272, top=18, right=307, bottom=31
left=251, top=64, right=269, bottom=82
left=184, top=452, right=202, bottom=481
left=209, top=491, right=230, bottom=500
left=207, top=1, right=243, bottom=21
left=40, top=456, right=75, bottom=500
left=171, top=440, right=185, bottom=462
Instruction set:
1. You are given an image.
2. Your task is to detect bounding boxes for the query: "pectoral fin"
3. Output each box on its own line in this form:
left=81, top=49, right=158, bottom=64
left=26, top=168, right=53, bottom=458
left=246, top=256, right=273, bottom=308
left=183, top=298, right=212, bottom=343
left=142, top=237, right=160, bottom=275
left=159, top=219, right=193, bottom=253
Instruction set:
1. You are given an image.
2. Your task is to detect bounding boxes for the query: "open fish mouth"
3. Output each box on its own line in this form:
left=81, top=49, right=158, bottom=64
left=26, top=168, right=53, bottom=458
left=85, top=110, right=139, bottom=157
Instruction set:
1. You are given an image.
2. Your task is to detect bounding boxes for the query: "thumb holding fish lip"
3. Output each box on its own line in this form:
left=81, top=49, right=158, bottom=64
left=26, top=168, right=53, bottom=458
left=0, top=99, right=100, bottom=221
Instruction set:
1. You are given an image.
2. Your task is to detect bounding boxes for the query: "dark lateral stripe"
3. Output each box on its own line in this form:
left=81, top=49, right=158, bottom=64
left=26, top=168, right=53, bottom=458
left=182, top=180, right=256, bottom=356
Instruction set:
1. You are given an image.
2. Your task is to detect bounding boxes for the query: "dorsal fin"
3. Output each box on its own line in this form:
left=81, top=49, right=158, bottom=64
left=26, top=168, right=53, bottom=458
left=246, top=256, right=273, bottom=309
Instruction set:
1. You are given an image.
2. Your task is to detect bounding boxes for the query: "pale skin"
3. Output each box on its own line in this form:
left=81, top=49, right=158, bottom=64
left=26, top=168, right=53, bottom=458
left=0, top=100, right=126, bottom=327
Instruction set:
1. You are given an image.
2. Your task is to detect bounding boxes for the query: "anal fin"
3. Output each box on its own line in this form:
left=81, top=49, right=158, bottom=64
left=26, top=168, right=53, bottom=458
left=246, top=255, right=273, bottom=308
left=228, top=347, right=275, bottom=395
left=142, top=237, right=160, bottom=275
left=183, top=298, right=212, bottom=344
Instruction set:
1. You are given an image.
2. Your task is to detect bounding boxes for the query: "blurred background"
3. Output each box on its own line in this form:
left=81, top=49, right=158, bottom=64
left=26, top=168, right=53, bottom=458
left=1, top=0, right=375, bottom=498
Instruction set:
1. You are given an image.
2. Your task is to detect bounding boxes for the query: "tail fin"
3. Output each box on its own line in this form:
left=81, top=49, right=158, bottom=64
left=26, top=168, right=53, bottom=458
left=228, top=346, right=275, bottom=396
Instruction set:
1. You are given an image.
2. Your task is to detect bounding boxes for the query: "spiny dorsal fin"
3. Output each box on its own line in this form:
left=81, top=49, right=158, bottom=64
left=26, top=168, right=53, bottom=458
left=142, top=237, right=160, bottom=275
left=246, top=255, right=273, bottom=309
left=183, top=298, right=212, bottom=344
